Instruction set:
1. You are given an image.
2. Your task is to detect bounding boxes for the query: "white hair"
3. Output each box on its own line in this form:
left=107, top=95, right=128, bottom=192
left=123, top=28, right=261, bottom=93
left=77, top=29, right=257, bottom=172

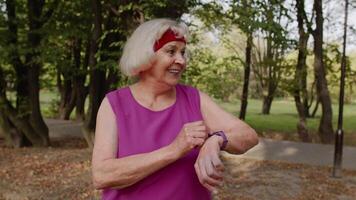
left=119, top=18, right=189, bottom=76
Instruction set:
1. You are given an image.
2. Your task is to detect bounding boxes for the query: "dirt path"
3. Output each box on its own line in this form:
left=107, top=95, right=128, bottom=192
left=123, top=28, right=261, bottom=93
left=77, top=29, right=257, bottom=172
left=46, top=119, right=83, bottom=139
left=1, top=120, right=356, bottom=199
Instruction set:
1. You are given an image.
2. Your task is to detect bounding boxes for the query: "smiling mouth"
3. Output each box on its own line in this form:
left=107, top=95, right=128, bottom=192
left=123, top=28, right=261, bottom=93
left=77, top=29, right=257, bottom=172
left=167, top=68, right=182, bottom=75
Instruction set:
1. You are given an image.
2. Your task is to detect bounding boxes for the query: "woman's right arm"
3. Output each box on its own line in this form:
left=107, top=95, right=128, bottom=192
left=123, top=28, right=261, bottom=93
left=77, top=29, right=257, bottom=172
left=91, top=97, right=207, bottom=190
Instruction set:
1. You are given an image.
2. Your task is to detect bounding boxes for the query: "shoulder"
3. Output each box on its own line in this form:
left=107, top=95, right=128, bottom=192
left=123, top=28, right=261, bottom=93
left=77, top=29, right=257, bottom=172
left=106, top=87, right=129, bottom=100
left=196, top=89, right=217, bottom=112
left=99, top=87, right=130, bottom=120
left=176, top=84, right=209, bottom=100
left=176, top=83, right=197, bottom=92
left=105, top=87, right=130, bottom=109
left=176, top=83, right=201, bottom=103
left=97, top=97, right=115, bottom=119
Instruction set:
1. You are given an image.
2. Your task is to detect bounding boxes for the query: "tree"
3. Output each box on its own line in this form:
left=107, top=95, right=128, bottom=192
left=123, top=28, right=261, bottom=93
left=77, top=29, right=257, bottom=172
left=49, top=1, right=92, bottom=121
left=81, top=0, right=198, bottom=146
left=312, top=0, right=334, bottom=143
left=228, top=0, right=258, bottom=120
left=294, top=0, right=311, bottom=142
left=0, top=0, right=59, bottom=147
left=252, top=0, right=292, bottom=115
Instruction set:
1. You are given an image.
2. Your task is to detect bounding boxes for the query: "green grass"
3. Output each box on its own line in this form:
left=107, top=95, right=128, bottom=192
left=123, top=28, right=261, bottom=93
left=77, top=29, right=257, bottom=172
left=37, top=89, right=356, bottom=145
left=40, top=90, right=60, bottom=118
left=219, top=99, right=356, bottom=145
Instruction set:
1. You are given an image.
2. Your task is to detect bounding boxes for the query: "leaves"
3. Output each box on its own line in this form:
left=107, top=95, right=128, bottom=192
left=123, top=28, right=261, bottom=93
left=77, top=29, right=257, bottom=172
left=1, top=138, right=356, bottom=199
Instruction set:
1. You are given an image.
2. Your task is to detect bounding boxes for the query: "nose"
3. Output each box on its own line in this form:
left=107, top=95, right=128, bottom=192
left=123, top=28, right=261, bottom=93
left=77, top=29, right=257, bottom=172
left=175, top=53, right=186, bottom=66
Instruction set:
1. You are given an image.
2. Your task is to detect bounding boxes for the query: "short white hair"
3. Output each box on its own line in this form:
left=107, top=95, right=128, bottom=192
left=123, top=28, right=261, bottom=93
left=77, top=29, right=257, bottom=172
left=119, top=18, right=189, bottom=76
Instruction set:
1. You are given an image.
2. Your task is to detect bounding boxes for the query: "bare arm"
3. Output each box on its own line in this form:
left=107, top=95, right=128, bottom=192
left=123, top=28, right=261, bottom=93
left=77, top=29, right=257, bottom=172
left=194, top=91, right=258, bottom=192
left=199, top=91, right=258, bottom=154
left=92, top=97, right=207, bottom=189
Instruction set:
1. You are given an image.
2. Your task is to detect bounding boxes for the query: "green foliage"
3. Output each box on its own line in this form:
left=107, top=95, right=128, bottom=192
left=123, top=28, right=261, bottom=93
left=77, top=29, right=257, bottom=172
left=182, top=47, right=242, bottom=101
left=321, top=44, right=356, bottom=102
left=228, top=0, right=260, bottom=33
left=1, top=0, right=355, bottom=135
left=220, top=99, right=356, bottom=144
left=193, top=1, right=228, bottom=30
left=141, top=0, right=198, bottom=19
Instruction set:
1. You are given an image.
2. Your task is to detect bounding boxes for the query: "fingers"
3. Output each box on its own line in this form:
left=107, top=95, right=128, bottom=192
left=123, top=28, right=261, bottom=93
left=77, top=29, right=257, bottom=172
left=211, top=153, right=225, bottom=172
left=187, top=120, right=204, bottom=126
left=187, top=125, right=207, bottom=132
left=183, top=121, right=208, bottom=139
left=191, top=137, right=205, bottom=147
left=204, top=158, right=223, bottom=180
left=187, top=131, right=207, bottom=139
left=194, top=163, right=217, bottom=192
left=195, top=155, right=224, bottom=192
left=176, top=121, right=208, bottom=154
left=184, top=121, right=206, bottom=132
left=184, top=125, right=207, bottom=133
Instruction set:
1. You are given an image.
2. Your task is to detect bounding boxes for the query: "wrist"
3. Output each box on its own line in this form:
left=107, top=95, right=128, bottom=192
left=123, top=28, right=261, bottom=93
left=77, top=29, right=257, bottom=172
left=209, top=135, right=224, bottom=147
left=208, top=131, right=228, bottom=150
left=165, top=144, right=182, bottom=161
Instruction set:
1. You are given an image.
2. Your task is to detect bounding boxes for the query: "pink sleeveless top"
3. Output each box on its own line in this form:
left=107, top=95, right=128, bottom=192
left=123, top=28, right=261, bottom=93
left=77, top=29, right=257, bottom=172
left=103, top=84, right=211, bottom=200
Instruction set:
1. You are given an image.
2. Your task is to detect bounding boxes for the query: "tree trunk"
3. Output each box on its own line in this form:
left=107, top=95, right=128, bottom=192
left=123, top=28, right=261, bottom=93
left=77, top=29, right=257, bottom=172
left=0, top=110, right=24, bottom=147
left=2, top=99, right=47, bottom=146
left=302, top=69, right=310, bottom=117
left=58, top=77, right=73, bottom=119
left=1, top=0, right=53, bottom=147
left=262, top=59, right=276, bottom=115
left=1, top=67, right=47, bottom=147
left=311, top=98, right=320, bottom=117
left=3, top=0, right=30, bottom=147
left=75, top=38, right=90, bottom=121
left=262, top=95, right=273, bottom=115
left=26, top=0, right=50, bottom=146
left=239, top=33, right=252, bottom=120
left=0, top=66, right=26, bottom=147
left=307, top=79, right=317, bottom=117
left=0, top=89, right=32, bottom=148
left=259, top=29, right=279, bottom=115
left=58, top=44, right=77, bottom=120
left=83, top=0, right=105, bottom=147
left=313, top=0, right=334, bottom=143
left=102, top=12, right=121, bottom=92
left=294, top=0, right=311, bottom=142
left=62, top=88, right=76, bottom=120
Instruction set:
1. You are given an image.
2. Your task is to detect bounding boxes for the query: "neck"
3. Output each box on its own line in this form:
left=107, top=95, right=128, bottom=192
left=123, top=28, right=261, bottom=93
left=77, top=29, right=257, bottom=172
left=132, top=78, right=175, bottom=100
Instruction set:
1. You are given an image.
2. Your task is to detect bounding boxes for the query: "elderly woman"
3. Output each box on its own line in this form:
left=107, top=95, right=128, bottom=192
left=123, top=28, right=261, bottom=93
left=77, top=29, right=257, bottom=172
left=92, top=18, right=258, bottom=200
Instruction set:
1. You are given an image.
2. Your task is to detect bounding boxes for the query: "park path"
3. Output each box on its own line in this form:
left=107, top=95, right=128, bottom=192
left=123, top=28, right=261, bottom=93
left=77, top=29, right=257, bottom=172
left=238, top=138, right=356, bottom=170
left=46, top=119, right=356, bottom=170
left=46, top=118, right=83, bottom=139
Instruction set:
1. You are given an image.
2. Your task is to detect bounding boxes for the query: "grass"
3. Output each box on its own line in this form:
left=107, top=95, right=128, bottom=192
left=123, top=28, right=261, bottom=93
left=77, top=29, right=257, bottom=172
left=219, top=99, right=356, bottom=145
left=38, top=90, right=356, bottom=145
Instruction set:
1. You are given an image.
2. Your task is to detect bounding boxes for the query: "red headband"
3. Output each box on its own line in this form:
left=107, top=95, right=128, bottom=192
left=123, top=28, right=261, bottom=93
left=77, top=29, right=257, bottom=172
left=153, top=29, right=186, bottom=52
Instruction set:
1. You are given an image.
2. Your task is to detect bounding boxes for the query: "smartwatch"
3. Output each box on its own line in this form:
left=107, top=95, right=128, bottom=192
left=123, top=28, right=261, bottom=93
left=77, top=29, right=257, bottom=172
left=208, top=131, right=228, bottom=150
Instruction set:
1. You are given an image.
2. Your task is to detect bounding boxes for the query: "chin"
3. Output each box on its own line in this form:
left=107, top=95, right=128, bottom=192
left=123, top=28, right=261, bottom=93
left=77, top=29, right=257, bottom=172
left=165, top=78, right=180, bottom=86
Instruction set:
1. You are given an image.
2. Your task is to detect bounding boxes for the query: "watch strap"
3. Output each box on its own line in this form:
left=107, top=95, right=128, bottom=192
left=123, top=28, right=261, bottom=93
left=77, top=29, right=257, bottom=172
left=209, top=131, right=228, bottom=150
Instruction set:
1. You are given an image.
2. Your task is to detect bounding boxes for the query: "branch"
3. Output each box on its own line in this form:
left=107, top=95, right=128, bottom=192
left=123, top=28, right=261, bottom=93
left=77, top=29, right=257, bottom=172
left=105, top=3, right=120, bottom=16
left=41, top=0, right=60, bottom=26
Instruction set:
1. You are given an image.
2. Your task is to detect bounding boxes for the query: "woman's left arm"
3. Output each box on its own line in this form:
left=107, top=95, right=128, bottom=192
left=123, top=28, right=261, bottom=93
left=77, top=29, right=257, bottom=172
left=194, top=90, right=259, bottom=192
left=199, top=91, right=259, bottom=154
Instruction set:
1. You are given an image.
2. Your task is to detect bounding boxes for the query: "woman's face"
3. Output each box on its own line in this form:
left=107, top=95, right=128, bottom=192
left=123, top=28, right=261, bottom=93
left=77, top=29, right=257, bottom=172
left=141, top=41, right=186, bottom=86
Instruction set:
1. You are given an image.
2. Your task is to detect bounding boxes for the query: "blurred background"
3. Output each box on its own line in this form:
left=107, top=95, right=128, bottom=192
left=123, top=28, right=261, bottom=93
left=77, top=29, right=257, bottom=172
left=0, top=0, right=356, bottom=199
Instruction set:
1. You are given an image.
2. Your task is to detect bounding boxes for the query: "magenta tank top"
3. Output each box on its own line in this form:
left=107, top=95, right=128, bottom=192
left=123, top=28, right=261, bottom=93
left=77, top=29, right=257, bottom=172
left=103, top=84, right=211, bottom=200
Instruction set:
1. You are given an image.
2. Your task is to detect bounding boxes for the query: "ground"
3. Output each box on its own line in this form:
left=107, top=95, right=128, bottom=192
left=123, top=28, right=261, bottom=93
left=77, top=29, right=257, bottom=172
left=1, top=137, right=356, bottom=200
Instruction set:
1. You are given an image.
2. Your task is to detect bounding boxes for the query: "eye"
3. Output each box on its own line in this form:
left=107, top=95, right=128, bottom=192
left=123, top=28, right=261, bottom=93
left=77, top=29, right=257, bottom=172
left=166, top=49, right=175, bottom=56
left=180, top=50, right=185, bottom=56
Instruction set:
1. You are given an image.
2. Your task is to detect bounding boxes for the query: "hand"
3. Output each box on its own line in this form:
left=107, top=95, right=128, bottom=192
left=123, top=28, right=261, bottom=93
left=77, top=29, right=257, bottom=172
left=170, top=121, right=208, bottom=157
left=194, top=135, right=225, bottom=192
